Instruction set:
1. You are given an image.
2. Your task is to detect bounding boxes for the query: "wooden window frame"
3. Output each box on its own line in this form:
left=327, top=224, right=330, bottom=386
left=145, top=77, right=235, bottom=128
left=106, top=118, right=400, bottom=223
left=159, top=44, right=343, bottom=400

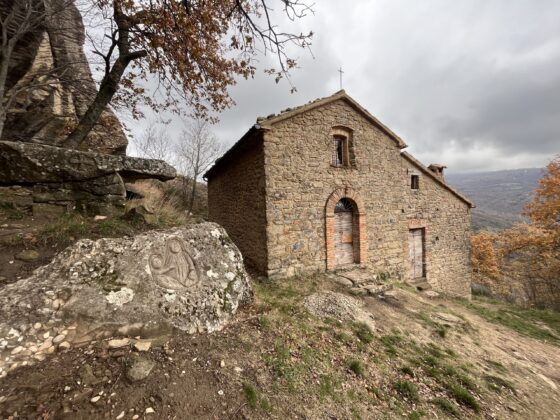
left=411, top=174, right=420, bottom=190
left=332, top=135, right=349, bottom=168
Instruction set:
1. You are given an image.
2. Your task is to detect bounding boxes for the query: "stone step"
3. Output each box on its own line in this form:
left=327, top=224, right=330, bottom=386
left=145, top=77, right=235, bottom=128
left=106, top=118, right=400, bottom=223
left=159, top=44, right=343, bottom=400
left=409, top=280, right=432, bottom=291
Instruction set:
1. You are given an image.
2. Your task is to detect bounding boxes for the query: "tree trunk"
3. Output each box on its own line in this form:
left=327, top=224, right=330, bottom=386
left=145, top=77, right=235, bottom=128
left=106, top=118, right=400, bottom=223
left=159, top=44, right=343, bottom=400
left=63, top=51, right=144, bottom=149
left=188, top=176, right=198, bottom=213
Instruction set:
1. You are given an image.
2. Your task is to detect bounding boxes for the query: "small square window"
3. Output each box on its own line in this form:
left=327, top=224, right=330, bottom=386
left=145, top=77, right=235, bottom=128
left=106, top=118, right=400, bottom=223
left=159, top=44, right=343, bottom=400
left=411, top=175, right=420, bottom=190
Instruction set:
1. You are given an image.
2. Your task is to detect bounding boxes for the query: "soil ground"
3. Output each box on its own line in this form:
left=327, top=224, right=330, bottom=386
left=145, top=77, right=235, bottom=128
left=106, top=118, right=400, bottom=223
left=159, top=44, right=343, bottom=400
left=1, top=273, right=559, bottom=419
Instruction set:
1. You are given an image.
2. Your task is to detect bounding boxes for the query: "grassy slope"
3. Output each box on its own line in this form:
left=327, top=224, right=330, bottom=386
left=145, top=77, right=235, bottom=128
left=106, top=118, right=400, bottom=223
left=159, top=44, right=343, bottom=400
left=1, top=275, right=559, bottom=419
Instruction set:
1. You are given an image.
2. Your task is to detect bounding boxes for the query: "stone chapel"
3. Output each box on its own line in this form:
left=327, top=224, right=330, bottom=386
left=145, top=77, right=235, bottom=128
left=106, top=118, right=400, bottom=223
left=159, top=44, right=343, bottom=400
left=204, top=90, right=473, bottom=296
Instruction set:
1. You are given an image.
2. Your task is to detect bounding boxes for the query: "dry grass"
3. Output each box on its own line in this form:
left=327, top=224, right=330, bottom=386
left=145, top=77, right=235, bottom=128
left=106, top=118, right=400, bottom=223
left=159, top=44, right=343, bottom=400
left=127, top=180, right=190, bottom=226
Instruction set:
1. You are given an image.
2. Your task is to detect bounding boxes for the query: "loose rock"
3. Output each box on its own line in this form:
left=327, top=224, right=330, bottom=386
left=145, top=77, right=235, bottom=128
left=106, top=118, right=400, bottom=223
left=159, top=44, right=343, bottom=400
left=15, top=250, right=39, bottom=262
left=126, top=356, right=156, bottom=382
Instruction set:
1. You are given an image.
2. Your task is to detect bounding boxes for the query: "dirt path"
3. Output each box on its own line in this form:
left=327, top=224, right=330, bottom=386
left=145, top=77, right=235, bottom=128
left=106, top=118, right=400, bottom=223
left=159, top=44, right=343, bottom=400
left=1, top=276, right=559, bottom=419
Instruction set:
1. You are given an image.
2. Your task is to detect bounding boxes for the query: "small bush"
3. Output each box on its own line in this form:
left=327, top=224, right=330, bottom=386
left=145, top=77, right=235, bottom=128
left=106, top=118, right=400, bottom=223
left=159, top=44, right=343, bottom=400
left=408, top=410, right=425, bottom=420
left=243, top=383, right=258, bottom=409
left=353, top=323, right=374, bottom=344
left=484, top=375, right=515, bottom=393
left=400, top=366, right=414, bottom=376
left=258, top=315, right=271, bottom=329
left=394, top=380, right=419, bottom=401
left=449, top=384, right=480, bottom=412
left=432, top=397, right=460, bottom=416
left=348, top=359, right=365, bottom=376
left=435, top=326, right=447, bottom=338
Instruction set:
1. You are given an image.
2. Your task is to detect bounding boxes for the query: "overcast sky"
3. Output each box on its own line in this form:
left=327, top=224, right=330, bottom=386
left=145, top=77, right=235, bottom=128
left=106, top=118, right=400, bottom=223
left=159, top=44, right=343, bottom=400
left=123, top=0, right=560, bottom=173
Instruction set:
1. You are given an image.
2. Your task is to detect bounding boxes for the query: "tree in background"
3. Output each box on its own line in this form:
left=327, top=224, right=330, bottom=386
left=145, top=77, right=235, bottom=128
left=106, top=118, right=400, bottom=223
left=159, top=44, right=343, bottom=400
left=471, top=156, right=560, bottom=308
left=175, top=118, right=224, bottom=213
left=63, top=0, right=313, bottom=149
left=132, top=121, right=173, bottom=161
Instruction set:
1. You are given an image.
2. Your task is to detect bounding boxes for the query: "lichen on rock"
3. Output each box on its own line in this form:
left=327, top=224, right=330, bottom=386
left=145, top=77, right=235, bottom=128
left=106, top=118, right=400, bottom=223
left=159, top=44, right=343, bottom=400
left=0, top=222, right=252, bottom=374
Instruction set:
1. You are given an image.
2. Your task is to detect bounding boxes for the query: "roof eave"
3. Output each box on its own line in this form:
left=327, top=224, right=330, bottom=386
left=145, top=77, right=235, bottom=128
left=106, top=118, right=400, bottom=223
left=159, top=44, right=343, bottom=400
left=401, top=151, right=475, bottom=208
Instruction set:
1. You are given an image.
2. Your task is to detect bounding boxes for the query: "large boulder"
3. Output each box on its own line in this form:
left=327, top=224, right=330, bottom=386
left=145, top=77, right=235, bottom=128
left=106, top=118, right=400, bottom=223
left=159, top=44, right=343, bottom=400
left=0, top=0, right=128, bottom=154
left=0, top=141, right=176, bottom=184
left=0, top=223, right=252, bottom=376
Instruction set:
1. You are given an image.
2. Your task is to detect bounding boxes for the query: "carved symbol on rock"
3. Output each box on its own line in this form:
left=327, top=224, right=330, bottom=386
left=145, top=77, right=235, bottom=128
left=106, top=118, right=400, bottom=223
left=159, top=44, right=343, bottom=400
left=148, top=238, right=199, bottom=289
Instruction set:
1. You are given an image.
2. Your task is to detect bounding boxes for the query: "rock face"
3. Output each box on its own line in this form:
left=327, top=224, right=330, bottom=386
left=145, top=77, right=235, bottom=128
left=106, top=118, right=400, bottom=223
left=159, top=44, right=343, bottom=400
left=0, top=141, right=176, bottom=183
left=0, top=141, right=176, bottom=216
left=0, top=223, right=252, bottom=375
left=1, top=0, right=128, bottom=154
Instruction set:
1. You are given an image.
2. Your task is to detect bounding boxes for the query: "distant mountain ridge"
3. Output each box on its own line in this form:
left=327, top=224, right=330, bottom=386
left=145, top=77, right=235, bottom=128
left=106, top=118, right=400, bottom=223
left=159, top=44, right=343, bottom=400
left=446, top=168, right=544, bottom=231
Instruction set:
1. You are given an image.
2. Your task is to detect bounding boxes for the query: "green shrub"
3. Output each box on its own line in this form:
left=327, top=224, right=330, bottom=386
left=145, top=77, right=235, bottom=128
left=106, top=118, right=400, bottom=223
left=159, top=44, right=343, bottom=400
left=242, top=383, right=258, bottom=409
left=449, top=384, right=480, bottom=412
left=394, top=380, right=419, bottom=401
left=432, top=397, right=460, bottom=416
left=348, top=359, right=365, bottom=376
left=354, top=323, right=374, bottom=344
left=400, top=366, right=414, bottom=376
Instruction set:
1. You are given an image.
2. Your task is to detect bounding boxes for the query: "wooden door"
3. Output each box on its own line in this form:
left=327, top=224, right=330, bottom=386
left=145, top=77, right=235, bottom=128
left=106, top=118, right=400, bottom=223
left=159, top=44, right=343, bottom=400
left=409, top=229, right=425, bottom=279
left=335, top=211, right=354, bottom=265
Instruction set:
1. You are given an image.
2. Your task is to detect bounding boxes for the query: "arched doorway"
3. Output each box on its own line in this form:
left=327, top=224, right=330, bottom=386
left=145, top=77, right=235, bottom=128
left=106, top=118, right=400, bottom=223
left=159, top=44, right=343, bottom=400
left=334, top=198, right=357, bottom=265
left=325, top=187, right=367, bottom=270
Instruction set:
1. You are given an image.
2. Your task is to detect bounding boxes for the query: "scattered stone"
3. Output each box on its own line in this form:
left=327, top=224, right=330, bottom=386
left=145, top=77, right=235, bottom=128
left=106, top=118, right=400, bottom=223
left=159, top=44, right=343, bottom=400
left=132, top=415, right=139, bottom=419
left=90, top=395, right=101, bottom=403
left=108, top=338, right=131, bottom=349
left=58, top=341, right=71, bottom=351
left=220, top=360, right=226, bottom=368
left=364, top=283, right=393, bottom=295
left=126, top=355, right=156, bottom=382
left=433, top=312, right=463, bottom=325
left=304, top=291, right=375, bottom=330
left=333, top=276, right=354, bottom=287
left=11, top=346, right=24, bottom=355
left=537, top=373, right=558, bottom=390
left=424, top=291, right=440, bottom=298
left=52, top=334, right=66, bottom=345
left=133, top=340, right=151, bottom=352
left=383, top=290, right=398, bottom=298
left=33, top=322, right=42, bottom=330
left=15, top=250, right=40, bottom=262
left=234, top=366, right=243, bottom=373
left=94, top=215, right=108, bottom=221
left=64, top=386, right=71, bottom=392
left=124, top=202, right=157, bottom=225
left=349, top=287, right=367, bottom=296
left=145, top=407, right=155, bottom=414
left=218, top=390, right=224, bottom=396
left=116, top=411, right=125, bottom=419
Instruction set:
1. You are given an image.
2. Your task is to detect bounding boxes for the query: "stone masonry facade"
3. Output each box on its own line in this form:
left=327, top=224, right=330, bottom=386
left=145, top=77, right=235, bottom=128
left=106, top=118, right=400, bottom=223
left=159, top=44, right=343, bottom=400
left=205, top=91, right=473, bottom=297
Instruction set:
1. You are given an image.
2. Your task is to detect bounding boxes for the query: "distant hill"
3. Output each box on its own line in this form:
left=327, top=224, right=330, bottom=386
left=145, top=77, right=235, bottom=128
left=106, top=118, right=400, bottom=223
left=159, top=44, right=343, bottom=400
left=446, top=168, right=543, bottom=231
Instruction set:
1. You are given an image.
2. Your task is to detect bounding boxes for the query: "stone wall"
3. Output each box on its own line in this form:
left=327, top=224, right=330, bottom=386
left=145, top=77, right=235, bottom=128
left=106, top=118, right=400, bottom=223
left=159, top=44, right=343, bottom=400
left=262, top=99, right=472, bottom=296
left=207, top=133, right=268, bottom=273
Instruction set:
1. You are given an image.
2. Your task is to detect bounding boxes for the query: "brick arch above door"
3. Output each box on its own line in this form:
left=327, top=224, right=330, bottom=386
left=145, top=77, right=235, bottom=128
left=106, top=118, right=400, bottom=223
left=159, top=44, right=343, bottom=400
left=325, top=186, right=368, bottom=270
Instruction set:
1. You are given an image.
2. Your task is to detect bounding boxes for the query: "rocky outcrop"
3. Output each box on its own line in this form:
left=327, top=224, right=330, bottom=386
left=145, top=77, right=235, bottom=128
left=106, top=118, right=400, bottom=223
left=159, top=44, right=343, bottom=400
left=0, top=141, right=176, bottom=184
left=0, top=223, right=253, bottom=376
left=0, top=141, right=176, bottom=216
left=1, top=0, right=128, bottom=154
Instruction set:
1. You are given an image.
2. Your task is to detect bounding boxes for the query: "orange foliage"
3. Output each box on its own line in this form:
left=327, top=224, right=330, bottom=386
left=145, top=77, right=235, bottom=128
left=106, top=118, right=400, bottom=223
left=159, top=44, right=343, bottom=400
left=470, top=231, right=501, bottom=279
left=471, top=156, right=560, bottom=307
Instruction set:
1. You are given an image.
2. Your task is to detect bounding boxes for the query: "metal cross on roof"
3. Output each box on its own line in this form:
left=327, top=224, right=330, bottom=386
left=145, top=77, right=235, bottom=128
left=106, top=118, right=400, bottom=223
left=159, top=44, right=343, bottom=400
left=338, top=66, right=344, bottom=90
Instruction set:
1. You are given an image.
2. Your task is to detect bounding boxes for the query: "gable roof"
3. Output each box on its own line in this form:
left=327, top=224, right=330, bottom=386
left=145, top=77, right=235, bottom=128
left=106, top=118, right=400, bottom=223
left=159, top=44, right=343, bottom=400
left=257, top=90, right=407, bottom=149
left=401, top=151, right=474, bottom=207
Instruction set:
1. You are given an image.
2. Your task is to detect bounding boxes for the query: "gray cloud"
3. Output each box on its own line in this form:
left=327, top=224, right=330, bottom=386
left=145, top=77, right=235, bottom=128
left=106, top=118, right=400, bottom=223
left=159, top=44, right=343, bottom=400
left=125, top=0, right=560, bottom=172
